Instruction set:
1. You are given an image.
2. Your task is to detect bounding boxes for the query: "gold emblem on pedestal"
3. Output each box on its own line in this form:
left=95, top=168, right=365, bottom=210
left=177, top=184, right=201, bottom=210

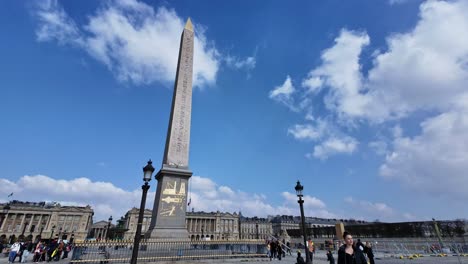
left=160, top=181, right=186, bottom=217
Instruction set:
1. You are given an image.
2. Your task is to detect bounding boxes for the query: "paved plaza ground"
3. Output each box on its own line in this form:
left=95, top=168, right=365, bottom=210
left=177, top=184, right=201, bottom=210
left=0, top=250, right=466, bottom=263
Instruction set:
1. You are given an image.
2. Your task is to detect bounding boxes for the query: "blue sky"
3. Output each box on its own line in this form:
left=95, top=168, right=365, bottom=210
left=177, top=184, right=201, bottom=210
left=1, top=0, right=467, bottom=222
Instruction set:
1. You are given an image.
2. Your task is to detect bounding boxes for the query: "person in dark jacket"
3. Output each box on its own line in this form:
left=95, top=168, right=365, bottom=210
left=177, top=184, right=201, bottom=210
left=269, top=241, right=277, bottom=260
left=337, top=232, right=367, bottom=264
left=296, top=251, right=306, bottom=264
left=327, top=250, right=335, bottom=264
left=365, top=242, right=375, bottom=264
left=356, top=239, right=365, bottom=252
left=276, top=241, right=283, bottom=260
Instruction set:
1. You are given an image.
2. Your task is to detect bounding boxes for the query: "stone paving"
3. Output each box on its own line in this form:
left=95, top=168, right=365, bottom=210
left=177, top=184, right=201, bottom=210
left=0, top=250, right=466, bottom=263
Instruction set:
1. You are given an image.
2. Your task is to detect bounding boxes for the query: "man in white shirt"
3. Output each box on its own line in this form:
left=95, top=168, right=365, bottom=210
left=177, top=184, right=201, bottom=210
left=9, top=242, right=21, bottom=263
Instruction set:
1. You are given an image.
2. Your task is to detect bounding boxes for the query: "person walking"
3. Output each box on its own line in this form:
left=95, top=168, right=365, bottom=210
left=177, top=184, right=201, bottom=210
left=269, top=241, right=277, bottom=260
left=9, top=241, right=21, bottom=263
left=365, top=242, right=375, bottom=264
left=20, top=242, right=32, bottom=263
left=47, top=240, right=57, bottom=262
left=14, top=242, right=25, bottom=263
left=267, top=241, right=271, bottom=259
left=33, top=241, right=44, bottom=263
left=327, top=250, right=335, bottom=264
left=338, top=232, right=367, bottom=264
left=62, top=243, right=71, bottom=259
left=276, top=241, right=283, bottom=261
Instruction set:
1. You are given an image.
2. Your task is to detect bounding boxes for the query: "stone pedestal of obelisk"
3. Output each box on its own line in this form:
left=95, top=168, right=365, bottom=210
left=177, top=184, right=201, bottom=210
left=146, top=18, right=194, bottom=240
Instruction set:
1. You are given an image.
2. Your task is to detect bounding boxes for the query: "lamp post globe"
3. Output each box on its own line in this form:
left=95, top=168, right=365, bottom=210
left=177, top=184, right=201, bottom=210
left=143, top=160, right=155, bottom=182
left=295, top=181, right=303, bottom=197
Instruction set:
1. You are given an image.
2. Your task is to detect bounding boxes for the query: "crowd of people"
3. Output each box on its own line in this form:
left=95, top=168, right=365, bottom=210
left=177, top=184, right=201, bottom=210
left=266, top=239, right=293, bottom=261
left=290, top=232, right=376, bottom=264
left=2, top=239, right=72, bottom=263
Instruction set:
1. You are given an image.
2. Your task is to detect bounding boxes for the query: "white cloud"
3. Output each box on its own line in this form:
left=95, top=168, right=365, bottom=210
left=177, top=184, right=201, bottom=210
left=271, top=0, right=468, bottom=205
left=304, top=0, right=468, bottom=122
left=344, top=197, right=395, bottom=220
left=368, top=140, right=388, bottom=156
left=302, top=76, right=323, bottom=94
left=288, top=118, right=360, bottom=159
left=225, top=55, right=256, bottom=71
left=269, top=75, right=298, bottom=111
left=313, top=136, right=358, bottom=160
left=379, top=109, right=468, bottom=198
left=302, top=29, right=371, bottom=119
left=388, top=0, right=408, bottom=5
left=33, top=0, right=226, bottom=87
left=188, top=176, right=336, bottom=218
left=0, top=175, right=156, bottom=222
left=287, top=123, right=324, bottom=141
left=0, top=174, right=339, bottom=222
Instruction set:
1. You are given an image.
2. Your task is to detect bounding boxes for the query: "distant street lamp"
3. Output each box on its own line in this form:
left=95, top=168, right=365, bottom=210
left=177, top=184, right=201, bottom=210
left=50, top=225, right=56, bottom=240
left=295, top=181, right=311, bottom=264
left=106, top=216, right=113, bottom=239
left=1, top=204, right=10, bottom=229
left=2, top=204, right=10, bottom=214
left=255, top=222, right=259, bottom=239
left=130, top=160, right=155, bottom=264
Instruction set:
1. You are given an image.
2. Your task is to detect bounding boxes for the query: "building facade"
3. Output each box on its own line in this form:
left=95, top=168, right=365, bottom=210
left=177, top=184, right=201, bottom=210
left=186, top=211, right=239, bottom=241
left=0, top=201, right=93, bottom=243
left=122, top=208, right=153, bottom=240
left=89, top=220, right=115, bottom=240
left=239, top=216, right=272, bottom=240
left=270, top=215, right=336, bottom=236
left=121, top=208, right=240, bottom=240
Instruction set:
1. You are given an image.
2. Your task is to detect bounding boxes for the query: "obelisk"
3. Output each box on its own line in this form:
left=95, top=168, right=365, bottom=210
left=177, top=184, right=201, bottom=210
left=146, top=18, right=194, bottom=239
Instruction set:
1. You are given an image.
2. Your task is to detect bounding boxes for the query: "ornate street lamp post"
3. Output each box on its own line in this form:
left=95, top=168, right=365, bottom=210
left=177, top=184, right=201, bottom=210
left=130, top=160, right=155, bottom=264
left=49, top=225, right=56, bottom=240
left=1, top=204, right=10, bottom=231
left=295, top=181, right=311, bottom=264
left=255, top=222, right=259, bottom=239
left=106, top=216, right=113, bottom=239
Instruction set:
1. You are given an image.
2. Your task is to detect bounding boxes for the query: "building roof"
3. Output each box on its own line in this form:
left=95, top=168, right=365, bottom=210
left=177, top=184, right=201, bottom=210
left=1, top=200, right=93, bottom=212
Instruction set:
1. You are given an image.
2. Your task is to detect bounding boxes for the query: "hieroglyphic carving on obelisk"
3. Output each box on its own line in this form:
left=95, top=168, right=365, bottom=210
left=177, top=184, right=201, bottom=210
left=146, top=18, right=194, bottom=239
left=162, top=18, right=194, bottom=169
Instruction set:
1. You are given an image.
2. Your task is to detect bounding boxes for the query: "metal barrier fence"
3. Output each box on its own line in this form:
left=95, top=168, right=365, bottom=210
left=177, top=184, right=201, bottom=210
left=372, top=240, right=468, bottom=257
left=70, top=239, right=267, bottom=263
